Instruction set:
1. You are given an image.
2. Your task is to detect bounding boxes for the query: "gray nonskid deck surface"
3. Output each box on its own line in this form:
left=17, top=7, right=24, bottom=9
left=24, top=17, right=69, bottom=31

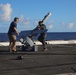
left=0, top=44, right=76, bottom=75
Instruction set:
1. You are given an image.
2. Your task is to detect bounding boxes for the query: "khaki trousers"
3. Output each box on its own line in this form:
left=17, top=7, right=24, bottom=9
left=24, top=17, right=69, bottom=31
left=8, top=34, right=16, bottom=51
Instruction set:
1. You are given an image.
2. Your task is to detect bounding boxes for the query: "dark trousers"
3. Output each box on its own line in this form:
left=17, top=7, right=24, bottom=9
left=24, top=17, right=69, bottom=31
left=38, top=35, right=47, bottom=49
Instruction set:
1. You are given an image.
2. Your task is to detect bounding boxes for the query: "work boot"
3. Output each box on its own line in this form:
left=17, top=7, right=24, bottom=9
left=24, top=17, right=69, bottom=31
left=12, top=50, right=17, bottom=53
left=42, top=48, right=48, bottom=51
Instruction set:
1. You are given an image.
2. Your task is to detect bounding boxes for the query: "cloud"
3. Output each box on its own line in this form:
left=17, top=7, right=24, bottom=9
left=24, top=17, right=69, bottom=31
left=47, top=20, right=54, bottom=29
left=68, top=23, right=74, bottom=29
left=33, top=20, right=40, bottom=25
left=48, top=24, right=53, bottom=29
left=19, top=15, right=30, bottom=25
left=0, top=3, right=12, bottom=21
left=62, top=22, right=75, bottom=30
left=62, top=22, right=66, bottom=26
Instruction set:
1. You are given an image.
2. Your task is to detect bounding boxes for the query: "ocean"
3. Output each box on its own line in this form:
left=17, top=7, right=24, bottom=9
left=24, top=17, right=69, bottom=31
left=0, top=31, right=76, bottom=42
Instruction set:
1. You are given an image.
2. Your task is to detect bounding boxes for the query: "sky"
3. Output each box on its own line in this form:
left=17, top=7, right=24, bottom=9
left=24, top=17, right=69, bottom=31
left=0, top=0, right=76, bottom=33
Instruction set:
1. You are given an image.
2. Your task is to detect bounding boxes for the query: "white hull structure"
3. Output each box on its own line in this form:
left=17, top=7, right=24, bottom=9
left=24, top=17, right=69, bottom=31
left=0, top=40, right=76, bottom=46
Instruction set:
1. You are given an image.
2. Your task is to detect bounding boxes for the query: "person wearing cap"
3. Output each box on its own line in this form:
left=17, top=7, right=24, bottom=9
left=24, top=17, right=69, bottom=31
left=38, top=21, right=47, bottom=51
left=8, top=17, right=19, bottom=52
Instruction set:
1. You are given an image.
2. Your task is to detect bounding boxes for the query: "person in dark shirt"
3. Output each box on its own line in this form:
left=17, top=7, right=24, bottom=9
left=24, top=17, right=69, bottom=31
left=38, top=21, right=47, bottom=51
left=27, top=21, right=47, bottom=51
left=8, top=17, right=19, bottom=52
